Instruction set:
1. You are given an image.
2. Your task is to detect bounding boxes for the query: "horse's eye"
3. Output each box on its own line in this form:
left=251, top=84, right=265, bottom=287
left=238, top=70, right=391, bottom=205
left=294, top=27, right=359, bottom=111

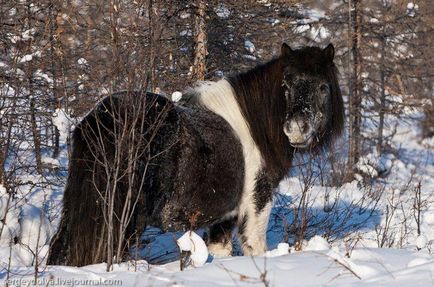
left=320, top=84, right=330, bottom=94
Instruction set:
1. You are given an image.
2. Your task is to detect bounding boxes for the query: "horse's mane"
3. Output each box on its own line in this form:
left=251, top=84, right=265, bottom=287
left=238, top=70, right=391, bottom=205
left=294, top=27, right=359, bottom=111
left=228, top=47, right=344, bottom=177
left=227, top=58, right=291, bottom=177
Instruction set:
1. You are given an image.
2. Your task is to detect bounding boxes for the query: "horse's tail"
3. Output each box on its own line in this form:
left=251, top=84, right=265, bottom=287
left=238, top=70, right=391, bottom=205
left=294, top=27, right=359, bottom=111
left=47, top=92, right=180, bottom=266
left=47, top=121, right=106, bottom=266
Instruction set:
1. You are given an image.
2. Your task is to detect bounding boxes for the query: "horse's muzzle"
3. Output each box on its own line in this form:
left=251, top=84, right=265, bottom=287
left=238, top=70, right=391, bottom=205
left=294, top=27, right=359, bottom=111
left=284, top=118, right=314, bottom=148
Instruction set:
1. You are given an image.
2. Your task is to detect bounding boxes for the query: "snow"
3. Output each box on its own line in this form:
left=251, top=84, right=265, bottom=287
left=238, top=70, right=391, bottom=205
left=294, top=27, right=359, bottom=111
left=265, top=242, right=289, bottom=257
left=52, top=108, right=72, bottom=142
left=34, top=69, right=53, bottom=84
left=309, top=26, right=330, bottom=40
left=77, top=58, right=88, bottom=65
left=177, top=231, right=209, bottom=267
left=407, top=2, right=419, bottom=12
left=179, top=11, right=191, bottom=19
left=171, top=91, right=183, bottom=102
left=1, top=245, right=434, bottom=286
left=416, top=235, right=428, bottom=250
left=424, top=211, right=434, bottom=225
left=179, top=29, right=192, bottom=37
left=18, top=51, right=42, bottom=63
left=21, top=28, right=36, bottom=41
left=242, top=54, right=257, bottom=61
left=214, top=70, right=224, bottom=78
left=291, top=7, right=327, bottom=25
left=214, top=3, right=230, bottom=19
left=0, top=195, right=20, bottom=246
left=18, top=54, right=34, bottom=63
left=8, top=7, right=16, bottom=16
left=356, top=151, right=394, bottom=177
left=244, top=40, right=255, bottom=53
left=305, top=8, right=326, bottom=22
left=294, top=24, right=310, bottom=34
left=266, top=17, right=280, bottom=27
left=18, top=204, right=52, bottom=253
left=304, top=235, right=330, bottom=251
left=0, top=186, right=7, bottom=217
left=41, top=157, right=60, bottom=167
left=7, top=28, right=36, bottom=43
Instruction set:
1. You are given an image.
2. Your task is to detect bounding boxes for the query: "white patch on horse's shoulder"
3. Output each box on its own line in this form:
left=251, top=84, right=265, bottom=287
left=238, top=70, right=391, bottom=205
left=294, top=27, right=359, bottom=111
left=194, top=78, right=263, bottom=168
left=194, top=79, right=260, bottom=153
left=194, top=80, right=263, bottom=238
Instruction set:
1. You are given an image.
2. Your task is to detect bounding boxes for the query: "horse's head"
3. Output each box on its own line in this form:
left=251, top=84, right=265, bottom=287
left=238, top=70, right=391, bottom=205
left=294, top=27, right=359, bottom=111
left=280, top=43, right=344, bottom=149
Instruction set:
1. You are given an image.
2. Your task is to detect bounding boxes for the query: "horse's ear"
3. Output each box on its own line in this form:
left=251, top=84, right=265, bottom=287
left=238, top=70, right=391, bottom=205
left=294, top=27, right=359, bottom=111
left=281, top=43, right=293, bottom=57
left=323, top=44, right=335, bottom=62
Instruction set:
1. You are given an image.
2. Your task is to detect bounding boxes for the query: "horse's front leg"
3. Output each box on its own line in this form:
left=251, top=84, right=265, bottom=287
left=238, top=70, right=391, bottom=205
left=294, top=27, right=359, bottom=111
left=238, top=170, right=274, bottom=256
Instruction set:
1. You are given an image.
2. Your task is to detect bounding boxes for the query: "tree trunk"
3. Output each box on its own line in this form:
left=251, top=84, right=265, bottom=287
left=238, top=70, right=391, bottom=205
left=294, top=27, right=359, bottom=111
left=147, top=0, right=159, bottom=91
left=49, top=0, right=60, bottom=159
left=377, top=35, right=386, bottom=154
left=30, top=98, right=43, bottom=174
left=110, top=0, right=121, bottom=93
left=192, top=0, right=207, bottom=81
left=347, top=0, right=362, bottom=178
left=0, top=142, right=4, bottom=185
left=0, top=117, right=4, bottom=185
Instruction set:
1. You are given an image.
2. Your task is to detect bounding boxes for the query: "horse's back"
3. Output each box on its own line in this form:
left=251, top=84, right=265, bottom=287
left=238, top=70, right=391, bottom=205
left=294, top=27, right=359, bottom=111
left=80, top=91, right=179, bottom=142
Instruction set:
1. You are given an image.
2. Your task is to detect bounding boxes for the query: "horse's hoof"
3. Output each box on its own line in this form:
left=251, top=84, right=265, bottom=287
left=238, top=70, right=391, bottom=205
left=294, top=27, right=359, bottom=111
left=208, top=242, right=232, bottom=257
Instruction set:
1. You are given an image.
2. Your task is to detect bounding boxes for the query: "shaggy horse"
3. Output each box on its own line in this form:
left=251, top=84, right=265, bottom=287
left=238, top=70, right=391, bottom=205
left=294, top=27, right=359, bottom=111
left=47, top=43, right=344, bottom=266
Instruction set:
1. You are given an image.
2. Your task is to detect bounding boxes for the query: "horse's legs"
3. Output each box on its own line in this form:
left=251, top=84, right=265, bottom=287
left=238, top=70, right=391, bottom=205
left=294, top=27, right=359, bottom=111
left=123, top=200, right=147, bottom=260
left=238, top=171, right=274, bottom=256
left=207, top=217, right=237, bottom=257
left=238, top=201, right=272, bottom=256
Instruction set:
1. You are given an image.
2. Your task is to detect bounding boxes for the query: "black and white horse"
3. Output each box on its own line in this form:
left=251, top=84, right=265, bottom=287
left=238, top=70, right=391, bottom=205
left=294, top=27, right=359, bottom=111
left=47, top=43, right=344, bottom=266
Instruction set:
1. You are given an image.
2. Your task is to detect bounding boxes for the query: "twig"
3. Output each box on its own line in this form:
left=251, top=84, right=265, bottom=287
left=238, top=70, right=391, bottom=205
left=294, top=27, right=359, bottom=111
left=313, top=251, right=361, bottom=280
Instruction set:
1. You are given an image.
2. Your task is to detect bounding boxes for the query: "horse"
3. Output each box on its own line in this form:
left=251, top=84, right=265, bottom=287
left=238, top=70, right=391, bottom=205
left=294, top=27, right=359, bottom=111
left=47, top=43, right=344, bottom=266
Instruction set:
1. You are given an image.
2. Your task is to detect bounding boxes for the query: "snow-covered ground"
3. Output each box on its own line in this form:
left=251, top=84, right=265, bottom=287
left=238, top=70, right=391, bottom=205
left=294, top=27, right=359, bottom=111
left=2, top=245, right=434, bottom=286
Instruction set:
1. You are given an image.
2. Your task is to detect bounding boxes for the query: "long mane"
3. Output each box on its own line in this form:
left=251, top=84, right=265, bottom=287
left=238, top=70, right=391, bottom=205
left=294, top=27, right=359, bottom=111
left=227, top=59, right=291, bottom=177
left=324, top=64, right=344, bottom=145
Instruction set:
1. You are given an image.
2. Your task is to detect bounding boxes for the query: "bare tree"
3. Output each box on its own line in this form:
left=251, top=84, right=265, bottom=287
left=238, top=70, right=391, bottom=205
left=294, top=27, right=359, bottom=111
left=346, top=0, right=362, bottom=179
left=192, top=0, right=208, bottom=80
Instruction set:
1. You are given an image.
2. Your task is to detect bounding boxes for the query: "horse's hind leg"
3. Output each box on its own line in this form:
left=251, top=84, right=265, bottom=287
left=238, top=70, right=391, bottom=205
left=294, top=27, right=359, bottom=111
left=208, top=217, right=237, bottom=257
left=121, top=194, right=147, bottom=261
